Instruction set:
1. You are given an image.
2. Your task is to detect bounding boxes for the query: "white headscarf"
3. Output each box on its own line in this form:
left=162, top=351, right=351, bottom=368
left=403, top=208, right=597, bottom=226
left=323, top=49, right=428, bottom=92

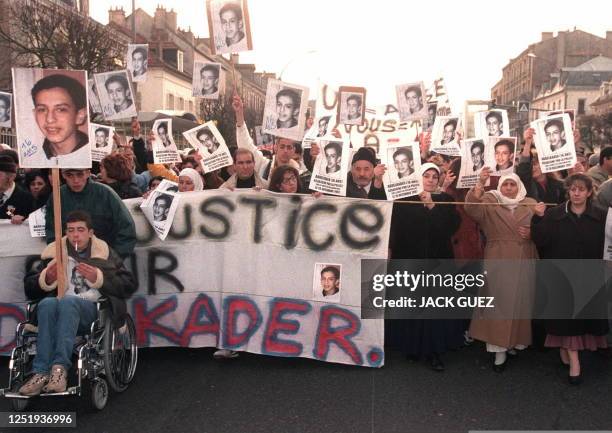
left=488, top=173, right=527, bottom=210
left=419, top=162, right=441, bottom=176
left=179, top=168, right=204, bottom=192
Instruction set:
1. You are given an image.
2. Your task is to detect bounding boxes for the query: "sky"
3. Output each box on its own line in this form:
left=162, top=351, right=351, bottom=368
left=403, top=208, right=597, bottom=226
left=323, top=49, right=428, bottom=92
left=91, top=0, right=612, bottom=111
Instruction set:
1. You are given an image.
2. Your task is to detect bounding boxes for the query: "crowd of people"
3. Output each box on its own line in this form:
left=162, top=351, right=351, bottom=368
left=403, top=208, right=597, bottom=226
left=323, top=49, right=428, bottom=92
left=1, top=92, right=610, bottom=394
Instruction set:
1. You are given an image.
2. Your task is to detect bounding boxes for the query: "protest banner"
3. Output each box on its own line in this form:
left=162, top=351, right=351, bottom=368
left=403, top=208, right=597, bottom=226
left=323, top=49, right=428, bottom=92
left=127, top=44, right=149, bottom=82
left=0, top=91, right=12, bottom=128
left=0, top=191, right=390, bottom=367
left=262, top=79, right=309, bottom=141
left=381, top=135, right=423, bottom=200
left=430, top=116, right=461, bottom=157
left=27, top=207, right=46, bottom=238
left=12, top=68, right=92, bottom=169
left=605, top=208, right=612, bottom=261
left=152, top=118, right=182, bottom=164
left=308, top=139, right=350, bottom=196
left=183, top=121, right=233, bottom=172
left=206, top=0, right=253, bottom=55
left=457, top=138, right=495, bottom=189
left=530, top=113, right=577, bottom=173
left=89, top=123, right=115, bottom=162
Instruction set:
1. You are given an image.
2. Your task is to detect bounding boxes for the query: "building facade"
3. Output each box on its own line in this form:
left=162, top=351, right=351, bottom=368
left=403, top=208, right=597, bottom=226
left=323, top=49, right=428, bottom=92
left=590, top=81, right=612, bottom=116
left=491, top=30, right=612, bottom=107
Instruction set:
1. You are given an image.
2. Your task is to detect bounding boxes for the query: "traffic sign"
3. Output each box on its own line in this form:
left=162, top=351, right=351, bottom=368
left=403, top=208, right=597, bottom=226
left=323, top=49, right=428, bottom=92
left=518, top=101, right=530, bottom=112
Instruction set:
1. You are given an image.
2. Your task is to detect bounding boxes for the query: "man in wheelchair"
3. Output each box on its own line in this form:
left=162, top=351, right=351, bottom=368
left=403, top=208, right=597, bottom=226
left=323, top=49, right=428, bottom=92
left=19, top=210, right=136, bottom=396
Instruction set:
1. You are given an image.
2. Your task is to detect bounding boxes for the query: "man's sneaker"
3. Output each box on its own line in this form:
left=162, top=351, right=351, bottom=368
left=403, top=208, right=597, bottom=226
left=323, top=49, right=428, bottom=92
left=43, top=365, right=67, bottom=393
left=213, top=349, right=239, bottom=359
left=19, top=373, right=48, bottom=396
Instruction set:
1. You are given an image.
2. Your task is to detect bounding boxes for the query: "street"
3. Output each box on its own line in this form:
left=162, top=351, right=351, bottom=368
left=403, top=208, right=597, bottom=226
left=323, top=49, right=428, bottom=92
left=1, top=343, right=610, bottom=433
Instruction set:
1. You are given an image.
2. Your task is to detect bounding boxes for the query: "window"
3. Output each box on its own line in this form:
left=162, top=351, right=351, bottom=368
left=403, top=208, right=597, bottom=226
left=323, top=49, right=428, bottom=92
left=578, top=98, right=586, bottom=115
left=552, top=102, right=556, bottom=110
left=177, top=51, right=184, bottom=73
left=167, top=94, right=174, bottom=110
left=188, top=101, right=194, bottom=112
left=178, top=97, right=184, bottom=111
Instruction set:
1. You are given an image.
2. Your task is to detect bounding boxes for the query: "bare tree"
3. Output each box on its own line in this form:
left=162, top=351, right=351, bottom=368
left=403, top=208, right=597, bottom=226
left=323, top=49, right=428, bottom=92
left=199, top=95, right=262, bottom=148
left=0, top=0, right=125, bottom=73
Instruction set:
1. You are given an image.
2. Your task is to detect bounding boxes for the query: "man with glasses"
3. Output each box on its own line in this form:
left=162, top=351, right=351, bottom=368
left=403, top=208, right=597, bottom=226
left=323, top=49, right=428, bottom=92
left=45, top=168, right=136, bottom=257
left=231, top=93, right=301, bottom=181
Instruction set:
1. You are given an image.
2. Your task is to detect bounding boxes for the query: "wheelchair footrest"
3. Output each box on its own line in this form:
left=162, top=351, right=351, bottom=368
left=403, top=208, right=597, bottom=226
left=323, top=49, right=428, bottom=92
left=3, top=386, right=80, bottom=399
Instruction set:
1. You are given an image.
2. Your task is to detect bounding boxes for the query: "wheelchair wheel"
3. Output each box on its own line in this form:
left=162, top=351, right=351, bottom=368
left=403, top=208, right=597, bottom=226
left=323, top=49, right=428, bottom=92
left=103, top=314, right=137, bottom=393
left=90, top=379, right=108, bottom=411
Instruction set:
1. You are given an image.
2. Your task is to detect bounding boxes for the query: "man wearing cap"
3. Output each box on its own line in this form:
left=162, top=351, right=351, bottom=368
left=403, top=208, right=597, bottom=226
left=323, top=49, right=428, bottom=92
left=346, top=147, right=387, bottom=199
left=45, top=168, right=136, bottom=257
left=0, top=155, right=33, bottom=223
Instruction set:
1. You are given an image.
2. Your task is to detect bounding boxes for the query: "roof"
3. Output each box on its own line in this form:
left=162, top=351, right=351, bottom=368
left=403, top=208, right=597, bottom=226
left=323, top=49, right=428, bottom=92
left=564, top=71, right=612, bottom=87
left=562, top=55, right=612, bottom=72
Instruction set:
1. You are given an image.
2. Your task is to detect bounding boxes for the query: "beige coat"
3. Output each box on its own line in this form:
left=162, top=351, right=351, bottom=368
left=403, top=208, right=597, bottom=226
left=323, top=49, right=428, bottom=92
left=464, top=190, right=538, bottom=348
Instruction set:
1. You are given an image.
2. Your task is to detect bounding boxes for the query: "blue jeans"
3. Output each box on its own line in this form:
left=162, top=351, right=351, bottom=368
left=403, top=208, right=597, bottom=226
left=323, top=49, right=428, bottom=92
left=32, top=296, right=98, bottom=374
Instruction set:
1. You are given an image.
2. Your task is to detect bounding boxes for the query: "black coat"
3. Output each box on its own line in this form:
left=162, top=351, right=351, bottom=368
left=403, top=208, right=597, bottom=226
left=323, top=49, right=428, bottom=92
left=390, top=192, right=461, bottom=259
left=0, top=184, right=34, bottom=219
left=531, top=202, right=609, bottom=336
left=516, top=156, right=565, bottom=205
left=345, top=172, right=387, bottom=200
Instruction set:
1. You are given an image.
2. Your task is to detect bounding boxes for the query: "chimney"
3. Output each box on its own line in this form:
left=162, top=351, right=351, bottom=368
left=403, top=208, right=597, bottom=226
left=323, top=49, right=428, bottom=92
left=154, top=5, right=166, bottom=30
left=166, top=9, right=177, bottom=31
left=607, top=31, right=612, bottom=41
left=541, top=32, right=553, bottom=41
left=108, top=7, right=126, bottom=27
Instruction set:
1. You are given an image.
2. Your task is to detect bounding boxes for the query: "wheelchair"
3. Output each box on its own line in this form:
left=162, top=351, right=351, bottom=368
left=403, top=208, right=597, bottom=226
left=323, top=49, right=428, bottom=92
left=1, top=297, right=138, bottom=411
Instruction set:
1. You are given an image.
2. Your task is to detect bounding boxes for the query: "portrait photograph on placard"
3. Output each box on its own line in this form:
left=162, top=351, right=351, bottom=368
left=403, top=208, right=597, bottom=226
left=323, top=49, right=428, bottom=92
left=381, top=135, right=423, bottom=200
left=488, top=136, right=517, bottom=176
left=0, top=91, right=12, bottom=128
left=262, top=79, right=309, bottom=141
left=303, top=115, right=335, bottom=148
left=430, top=116, right=461, bottom=157
left=457, top=138, right=495, bottom=188
left=540, top=108, right=576, bottom=127
left=152, top=118, right=181, bottom=164
left=530, top=113, right=577, bottom=173
left=94, top=70, right=138, bottom=121
left=87, top=79, right=102, bottom=114
left=422, top=102, right=438, bottom=131
left=396, top=82, right=428, bottom=122
left=12, top=68, right=91, bottom=169
left=126, top=44, right=149, bottom=82
left=474, top=109, right=510, bottom=138
left=89, top=123, right=115, bottom=162
left=192, top=61, right=222, bottom=99
left=308, top=139, right=350, bottom=196
left=206, top=0, right=253, bottom=55
left=312, top=263, right=342, bottom=303
left=140, top=186, right=180, bottom=241
left=183, top=121, right=233, bottom=172
left=337, top=87, right=366, bottom=126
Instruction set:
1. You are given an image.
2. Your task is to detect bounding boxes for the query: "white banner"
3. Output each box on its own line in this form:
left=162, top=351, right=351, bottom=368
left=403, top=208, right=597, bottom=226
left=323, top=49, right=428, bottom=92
left=0, top=191, right=391, bottom=367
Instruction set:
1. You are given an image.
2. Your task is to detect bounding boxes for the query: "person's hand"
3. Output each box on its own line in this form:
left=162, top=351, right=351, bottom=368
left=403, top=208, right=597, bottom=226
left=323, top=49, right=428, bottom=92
left=232, top=93, right=245, bottom=126
left=517, top=225, right=531, bottom=240
left=10, top=215, right=25, bottom=225
left=534, top=202, right=546, bottom=217
left=373, top=163, right=387, bottom=180
left=568, top=161, right=585, bottom=174
left=523, top=127, right=535, bottom=144
left=45, top=262, right=58, bottom=285
left=311, top=191, right=322, bottom=199
left=441, top=171, right=456, bottom=191
left=252, top=186, right=262, bottom=192
left=306, top=117, right=314, bottom=129
left=113, top=131, right=129, bottom=148
left=419, top=132, right=431, bottom=155
left=478, top=167, right=492, bottom=185
left=146, top=130, right=155, bottom=151
left=419, top=190, right=434, bottom=209
left=310, top=142, right=320, bottom=158
left=455, top=130, right=463, bottom=145
left=76, top=262, right=99, bottom=283
left=573, top=128, right=584, bottom=154
left=331, top=128, right=342, bottom=139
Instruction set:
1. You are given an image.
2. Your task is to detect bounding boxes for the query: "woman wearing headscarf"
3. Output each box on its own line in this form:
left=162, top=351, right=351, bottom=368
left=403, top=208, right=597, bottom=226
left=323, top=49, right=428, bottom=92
left=464, top=168, right=538, bottom=372
left=531, top=174, right=609, bottom=385
left=388, top=163, right=463, bottom=371
left=178, top=168, right=204, bottom=192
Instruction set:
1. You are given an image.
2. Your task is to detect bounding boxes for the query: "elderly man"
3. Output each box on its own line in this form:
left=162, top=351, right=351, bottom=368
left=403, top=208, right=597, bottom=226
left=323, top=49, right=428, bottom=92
left=45, top=168, right=136, bottom=257
left=232, top=93, right=300, bottom=181
left=346, top=147, right=387, bottom=199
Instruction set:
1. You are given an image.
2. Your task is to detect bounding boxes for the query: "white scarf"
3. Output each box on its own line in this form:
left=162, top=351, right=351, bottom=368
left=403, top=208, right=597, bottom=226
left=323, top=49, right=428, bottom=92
left=179, top=168, right=204, bottom=191
left=488, top=173, right=527, bottom=210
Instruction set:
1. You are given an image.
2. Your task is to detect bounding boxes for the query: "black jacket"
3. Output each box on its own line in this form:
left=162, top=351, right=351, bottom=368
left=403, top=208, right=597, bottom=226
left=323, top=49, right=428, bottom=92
left=516, top=156, right=565, bottom=205
left=0, top=184, right=34, bottom=219
left=531, top=202, right=609, bottom=336
left=345, top=172, right=387, bottom=200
